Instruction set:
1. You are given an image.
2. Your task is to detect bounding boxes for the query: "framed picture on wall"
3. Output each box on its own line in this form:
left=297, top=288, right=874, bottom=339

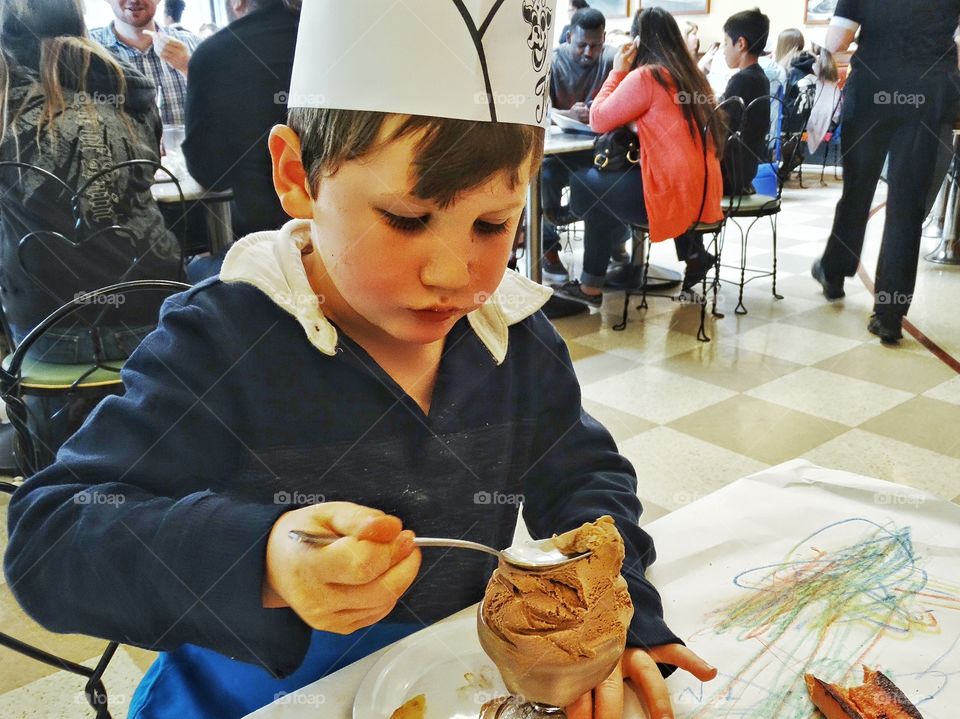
left=585, top=0, right=631, bottom=18
left=643, top=0, right=710, bottom=14
left=805, top=0, right=838, bottom=25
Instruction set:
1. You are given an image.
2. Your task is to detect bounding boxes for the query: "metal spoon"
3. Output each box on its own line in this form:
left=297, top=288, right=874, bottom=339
left=287, top=530, right=591, bottom=570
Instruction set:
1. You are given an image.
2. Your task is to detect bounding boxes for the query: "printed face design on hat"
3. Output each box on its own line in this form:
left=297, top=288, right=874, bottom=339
left=287, top=0, right=559, bottom=128
left=522, top=0, right=554, bottom=123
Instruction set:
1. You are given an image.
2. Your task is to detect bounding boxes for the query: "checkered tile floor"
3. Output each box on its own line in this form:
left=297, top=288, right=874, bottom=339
left=1, top=173, right=959, bottom=717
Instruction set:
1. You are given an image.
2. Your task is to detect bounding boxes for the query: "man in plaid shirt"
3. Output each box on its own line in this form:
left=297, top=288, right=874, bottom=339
left=91, top=1, right=200, bottom=126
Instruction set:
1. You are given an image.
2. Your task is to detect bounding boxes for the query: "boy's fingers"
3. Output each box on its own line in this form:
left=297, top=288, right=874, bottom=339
left=362, top=546, right=422, bottom=603
left=317, top=544, right=418, bottom=612
left=356, top=514, right=405, bottom=543
left=314, top=531, right=415, bottom=585
left=304, top=501, right=403, bottom=542
left=565, top=692, right=592, bottom=719
left=595, top=663, right=623, bottom=719
left=623, top=651, right=674, bottom=719
left=647, top=645, right=718, bottom=683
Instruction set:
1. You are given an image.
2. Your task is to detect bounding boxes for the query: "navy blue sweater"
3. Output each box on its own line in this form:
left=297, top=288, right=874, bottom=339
left=5, top=278, right=680, bottom=678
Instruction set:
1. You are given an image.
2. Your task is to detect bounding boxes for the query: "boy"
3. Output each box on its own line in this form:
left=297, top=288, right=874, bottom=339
left=5, top=2, right=715, bottom=717
left=720, top=8, right=772, bottom=195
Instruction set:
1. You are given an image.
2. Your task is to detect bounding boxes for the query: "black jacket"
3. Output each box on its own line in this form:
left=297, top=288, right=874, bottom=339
left=183, top=0, right=299, bottom=238
left=0, top=57, right=181, bottom=346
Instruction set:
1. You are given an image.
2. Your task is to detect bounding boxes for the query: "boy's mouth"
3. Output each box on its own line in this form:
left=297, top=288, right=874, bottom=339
left=409, top=306, right=466, bottom=323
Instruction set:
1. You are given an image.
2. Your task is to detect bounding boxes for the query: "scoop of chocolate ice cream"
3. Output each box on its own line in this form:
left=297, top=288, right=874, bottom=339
left=478, top=516, right=634, bottom=706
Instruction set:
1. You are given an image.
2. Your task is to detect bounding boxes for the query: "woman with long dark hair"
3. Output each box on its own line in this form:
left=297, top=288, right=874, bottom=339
left=553, top=7, right=726, bottom=305
left=0, top=0, right=181, bottom=362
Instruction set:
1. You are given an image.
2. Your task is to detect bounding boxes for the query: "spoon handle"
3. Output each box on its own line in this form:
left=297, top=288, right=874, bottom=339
left=287, top=530, right=501, bottom=559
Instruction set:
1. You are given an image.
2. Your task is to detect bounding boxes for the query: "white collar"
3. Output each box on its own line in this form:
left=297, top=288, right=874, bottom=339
left=219, top=220, right=553, bottom=365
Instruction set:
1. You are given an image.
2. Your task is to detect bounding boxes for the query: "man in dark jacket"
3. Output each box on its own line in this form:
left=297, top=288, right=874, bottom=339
left=182, top=0, right=300, bottom=249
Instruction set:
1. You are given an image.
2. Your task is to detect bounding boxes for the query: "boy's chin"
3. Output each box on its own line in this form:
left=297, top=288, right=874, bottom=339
left=387, top=315, right=462, bottom=345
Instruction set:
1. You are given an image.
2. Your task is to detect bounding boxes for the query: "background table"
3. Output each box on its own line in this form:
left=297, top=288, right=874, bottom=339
left=525, top=127, right=595, bottom=282
left=245, top=461, right=960, bottom=718
left=151, top=168, right=235, bottom=255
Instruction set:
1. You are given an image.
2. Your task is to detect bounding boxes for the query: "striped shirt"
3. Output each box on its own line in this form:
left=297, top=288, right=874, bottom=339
left=90, top=23, right=200, bottom=126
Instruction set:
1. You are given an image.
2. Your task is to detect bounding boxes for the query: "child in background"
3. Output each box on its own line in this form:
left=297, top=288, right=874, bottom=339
left=719, top=8, right=772, bottom=195
left=4, top=1, right=717, bottom=718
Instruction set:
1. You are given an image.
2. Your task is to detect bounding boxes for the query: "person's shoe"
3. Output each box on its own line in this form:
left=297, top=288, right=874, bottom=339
left=811, top=259, right=845, bottom=300
left=544, top=205, right=579, bottom=227
left=555, top=206, right=580, bottom=227
left=868, top=314, right=903, bottom=345
left=541, top=255, right=569, bottom=283
left=542, top=294, right=590, bottom=319
left=553, top=280, right=603, bottom=308
left=609, top=242, right=630, bottom=266
left=604, top=263, right=643, bottom=290
left=682, top=251, right=717, bottom=293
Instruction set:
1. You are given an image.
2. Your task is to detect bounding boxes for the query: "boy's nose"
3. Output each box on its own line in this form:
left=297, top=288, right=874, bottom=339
left=420, top=245, right=471, bottom=291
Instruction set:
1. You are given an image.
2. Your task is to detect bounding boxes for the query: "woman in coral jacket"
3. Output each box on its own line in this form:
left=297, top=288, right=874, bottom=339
left=553, top=7, right=726, bottom=306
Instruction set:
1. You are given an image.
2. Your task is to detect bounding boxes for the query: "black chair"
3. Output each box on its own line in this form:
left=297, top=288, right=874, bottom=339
left=722, top=95, right=788, bottom=315
left=0, top=160, right=188, bottom=472
left=0, top=280, right=188, bottom=718
left=614, top=96, right=747, bottom=342
left=780, top=81, right=816, bottom=186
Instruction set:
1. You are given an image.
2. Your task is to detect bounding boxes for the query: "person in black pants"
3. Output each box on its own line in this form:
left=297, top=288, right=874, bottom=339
left=812, top=0, right=960, bottom=343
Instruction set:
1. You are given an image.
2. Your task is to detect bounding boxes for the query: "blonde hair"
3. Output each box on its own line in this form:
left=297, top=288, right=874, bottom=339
left=0, top=0, right=131, bottom=148
left=775, top=28, right=804, bottom=70
left=814, top=46, right=839, bottom=84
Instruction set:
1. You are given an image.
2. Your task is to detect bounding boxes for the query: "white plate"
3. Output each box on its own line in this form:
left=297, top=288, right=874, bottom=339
left=353, top=614, right=508, bottom=719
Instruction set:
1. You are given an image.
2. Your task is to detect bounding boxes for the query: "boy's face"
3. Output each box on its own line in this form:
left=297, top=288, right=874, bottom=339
left=301, top=123, right=529, bottom=348
left=723, top=33, right=743, bottom=69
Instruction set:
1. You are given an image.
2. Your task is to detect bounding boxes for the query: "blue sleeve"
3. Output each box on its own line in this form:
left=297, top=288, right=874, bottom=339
left=3, top=293, right=311, bottom=678
left=518, top=316, right=683, bottom=657
left=834, top=0, right=862, bottom=23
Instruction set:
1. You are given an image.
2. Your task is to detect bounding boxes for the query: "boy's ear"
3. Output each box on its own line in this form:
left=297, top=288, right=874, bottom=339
left=736, top=36, right=749, bottom=53
left=269, top=125, right=314, bottom=220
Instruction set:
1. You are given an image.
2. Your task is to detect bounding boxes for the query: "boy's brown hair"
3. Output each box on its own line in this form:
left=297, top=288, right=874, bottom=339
left=287, top=108, right=544, bottom=208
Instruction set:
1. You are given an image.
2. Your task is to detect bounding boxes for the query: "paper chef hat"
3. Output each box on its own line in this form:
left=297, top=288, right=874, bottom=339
left=287, top=0, right=558, bottom=128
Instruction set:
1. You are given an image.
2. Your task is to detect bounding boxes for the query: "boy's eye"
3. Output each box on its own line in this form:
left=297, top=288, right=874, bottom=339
left=474, top=219, right=510, bottom=237
left=380, top=211, right=431, bottom=233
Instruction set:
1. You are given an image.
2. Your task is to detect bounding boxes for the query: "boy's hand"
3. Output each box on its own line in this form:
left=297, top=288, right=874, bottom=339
left=262, top=502, right=421, bottom=634
left=614, top=40, right=638, bottom=74
left=566, top=645, right=717, bottom=719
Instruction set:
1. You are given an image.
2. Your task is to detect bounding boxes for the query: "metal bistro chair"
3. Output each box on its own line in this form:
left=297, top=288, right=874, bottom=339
left=0, top=280, right=188, bottom=718
left=615, top=96, right=746, bottom=342
left=723, top=95, right=789, bottom=315
left=0, top=159, right=189, bottom=472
